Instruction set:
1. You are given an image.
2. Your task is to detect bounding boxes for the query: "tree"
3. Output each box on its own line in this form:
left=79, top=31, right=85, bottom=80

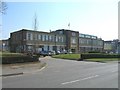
left=0, top=0, right=7, bottom=14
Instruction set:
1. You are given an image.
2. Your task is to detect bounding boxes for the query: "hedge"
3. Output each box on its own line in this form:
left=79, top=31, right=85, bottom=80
left=1, top=53, right=40, bottom=64
left=80, top=53, right=120, bottom=60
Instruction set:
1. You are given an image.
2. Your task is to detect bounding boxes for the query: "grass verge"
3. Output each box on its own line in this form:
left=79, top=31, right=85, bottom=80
left=52, top=54, right=80, bottom=60
left=85, top=58, right=120, bottom=62
left=52, top=53, right=120, bottom=62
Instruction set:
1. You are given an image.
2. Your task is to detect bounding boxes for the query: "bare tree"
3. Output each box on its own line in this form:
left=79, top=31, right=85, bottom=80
left=0, top=0, right=7, bottom=14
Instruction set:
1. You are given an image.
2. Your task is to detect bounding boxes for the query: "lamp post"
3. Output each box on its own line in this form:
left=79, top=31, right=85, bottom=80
left=23, top=39, right=26, bottom=53
left=55, top=34, right=57, bottom=53
left=91, top=39, right=93, bottom=51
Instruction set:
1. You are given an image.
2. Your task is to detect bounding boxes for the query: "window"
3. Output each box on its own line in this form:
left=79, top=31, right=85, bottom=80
left=72, top=32, right=76, bottom=36
left=58, top=36, right=61, bottom=42
left=46, top=35, right=49, bottom=41
left=59, top=31, right=63, bottom=34
left=42, top=34, right=45, bottom=41
left=30, top=33, right=33, bottom=40
left=85, top=35, right=91, bottom=38
left=86, top=40, right=89, bottom=45
left=99, top=41, right=103, bottom=46
left=56, top=36, right=58, bottom=42
left=61, top=37, right=64, bottom=42
left=93, top=40, right=97, bottom=45
left=38, top=34, right=41, bottom=40
left=51, top=35, right=54, bottom=42
left=71, top=38, right=76, bottom=44
left=92, top=36, right=97, bottom=39
left=35, top=34, right=38, bottom=40
left=79, top=34, right=85, bottom=38
left=49, top=35, right=52, bottom=41
left=79, top=39, right=86, bottom=44
left=27, top=33, right=33, bottom=40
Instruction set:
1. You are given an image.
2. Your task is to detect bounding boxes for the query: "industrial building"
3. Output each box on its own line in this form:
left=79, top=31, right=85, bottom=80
left=8, top=29, right=104, bottom=53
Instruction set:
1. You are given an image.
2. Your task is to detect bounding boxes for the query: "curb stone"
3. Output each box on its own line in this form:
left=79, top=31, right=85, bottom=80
left=0, top=72, right=23, bottom=77
left=1, top=62, right=46, bottom=77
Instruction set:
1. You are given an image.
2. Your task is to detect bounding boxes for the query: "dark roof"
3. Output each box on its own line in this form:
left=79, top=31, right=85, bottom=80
left=11, top=29, right=50, bottom=34
left=55, top=29, right=79, bottom=33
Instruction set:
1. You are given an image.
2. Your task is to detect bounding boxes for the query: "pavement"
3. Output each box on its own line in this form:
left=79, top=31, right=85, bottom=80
left=1, top=57, right=46, bottom=77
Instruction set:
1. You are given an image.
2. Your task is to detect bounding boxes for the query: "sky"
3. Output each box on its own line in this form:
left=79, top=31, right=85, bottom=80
left=1, top=0, right=119, bottom=41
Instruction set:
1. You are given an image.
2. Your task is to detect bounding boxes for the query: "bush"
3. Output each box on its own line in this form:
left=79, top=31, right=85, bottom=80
left=88, top=51, right=100, bottom=53
left=1, top=52, right=40, bottom=64
left=81, top=53, right=120, bottom=60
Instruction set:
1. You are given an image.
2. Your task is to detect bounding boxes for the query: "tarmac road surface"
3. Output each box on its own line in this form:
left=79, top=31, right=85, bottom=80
left=2, top=56, right=118, bottom=88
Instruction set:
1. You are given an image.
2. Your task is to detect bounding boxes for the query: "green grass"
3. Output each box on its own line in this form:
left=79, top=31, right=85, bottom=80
left=52, top=53, right=120, bottom=62
left=85, top=58, right=120, bottom=62
left=52, top=54, right=80, bottom=60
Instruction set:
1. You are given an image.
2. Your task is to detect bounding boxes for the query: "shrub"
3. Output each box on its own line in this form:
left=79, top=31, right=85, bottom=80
left=1, top=52, right=40, bottom=64
left=88, top=51, right=100, bottom=53
left=81, top=53, right=120, bottom=60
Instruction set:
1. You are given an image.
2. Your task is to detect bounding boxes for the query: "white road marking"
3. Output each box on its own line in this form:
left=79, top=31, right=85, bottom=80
left=61, top=75, right=99, bottom=85
left=24, top=66, right=46, bottom=74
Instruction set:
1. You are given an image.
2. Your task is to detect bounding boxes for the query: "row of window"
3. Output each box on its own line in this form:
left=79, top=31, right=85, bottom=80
left=79, top=39, right=103, bottom=46
left=79, top=34, right=97, bottom=39
left=57, top=31, right=76, bottom=36
left=26, top=33, right=64, bottom=43
left=26, top=33, right=103, bottom=46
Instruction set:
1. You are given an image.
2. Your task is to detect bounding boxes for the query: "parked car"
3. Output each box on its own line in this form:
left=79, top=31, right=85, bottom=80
left=40, top=51, right=52, bottom=57
left=55, top=50, right=61, bottom=55
left=68, top=51, right=72, bottom=54
left=50, top=51, right=56, bottom=55
left=61, top=50, right=67, bottom=54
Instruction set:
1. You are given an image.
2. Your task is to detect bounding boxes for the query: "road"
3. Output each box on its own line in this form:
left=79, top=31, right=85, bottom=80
left=2, top=57, right=118, bottom=88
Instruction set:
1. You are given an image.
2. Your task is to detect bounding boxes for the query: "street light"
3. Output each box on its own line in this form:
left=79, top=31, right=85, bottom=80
left=91, top=39, right=93, bottom=51
left=55, top=34, right=57, bottom=53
